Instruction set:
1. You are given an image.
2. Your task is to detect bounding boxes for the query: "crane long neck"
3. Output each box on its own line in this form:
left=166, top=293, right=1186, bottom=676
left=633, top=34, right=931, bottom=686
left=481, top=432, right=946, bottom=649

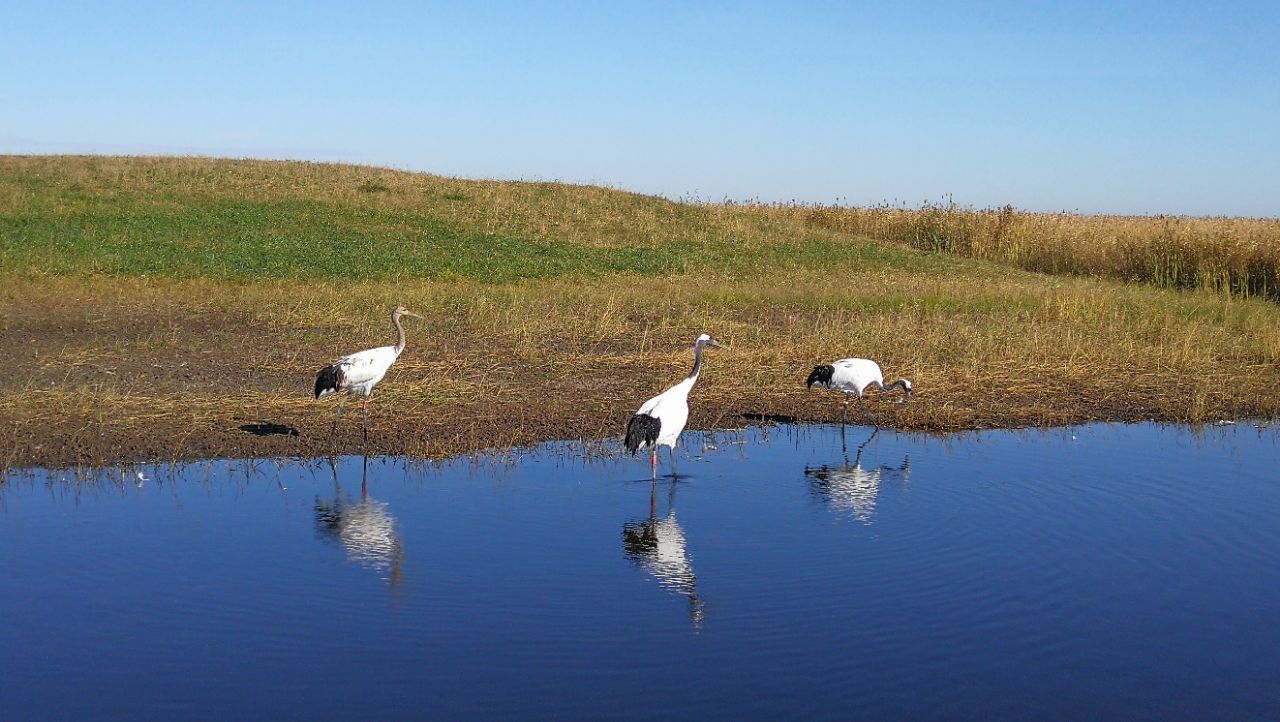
left=877, top=379, right=908, bottom=395
left=392, top=312, right=408, bottom=356
left=686, top=341, right=704, bottom=383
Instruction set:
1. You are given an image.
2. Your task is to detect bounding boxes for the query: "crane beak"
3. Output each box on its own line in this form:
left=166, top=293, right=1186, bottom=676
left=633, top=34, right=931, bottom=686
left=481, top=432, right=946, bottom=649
left=707, top=339, right=726, bottom=349
left=403, top=310, right=423, bottom=319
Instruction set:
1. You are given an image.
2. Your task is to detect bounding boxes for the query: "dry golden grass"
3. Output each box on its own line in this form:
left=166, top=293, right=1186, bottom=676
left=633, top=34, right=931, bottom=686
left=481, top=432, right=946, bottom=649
left=5, top=264, right=1280, bottom=468
left=777, top=202, right=1280, bottom=299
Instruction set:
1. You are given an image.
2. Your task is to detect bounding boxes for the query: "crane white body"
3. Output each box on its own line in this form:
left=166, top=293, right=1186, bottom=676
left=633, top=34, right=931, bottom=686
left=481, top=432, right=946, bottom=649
left=819, top=358, right=890, bottom=397
left=806, top=357, right=912, bottom=425
left=632, top=376, right=695, bottom=451
left=317, top=345, right=401, bottom=400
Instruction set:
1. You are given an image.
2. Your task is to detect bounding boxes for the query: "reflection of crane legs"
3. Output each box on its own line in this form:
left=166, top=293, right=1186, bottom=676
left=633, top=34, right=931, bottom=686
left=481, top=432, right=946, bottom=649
left=841, top=425, right=879, bottom=464
left=360, top=454, right=369, bottom=499
left=645, top=476, right=679, bottom=519
left=326, top=455, right=340, bottom=490
left=855, top=426, right=878, bottom=462
left=323, top=454, right=370, bottom=498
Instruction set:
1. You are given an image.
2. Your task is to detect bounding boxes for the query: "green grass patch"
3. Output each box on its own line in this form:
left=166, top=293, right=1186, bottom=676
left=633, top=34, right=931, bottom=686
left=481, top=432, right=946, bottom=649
left=0, top=155, right=960, bottom=282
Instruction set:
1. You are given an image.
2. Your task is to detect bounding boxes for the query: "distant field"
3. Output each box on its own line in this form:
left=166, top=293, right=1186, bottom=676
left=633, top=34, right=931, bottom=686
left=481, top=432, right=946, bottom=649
left=2, top=155, right=1278, bottom=468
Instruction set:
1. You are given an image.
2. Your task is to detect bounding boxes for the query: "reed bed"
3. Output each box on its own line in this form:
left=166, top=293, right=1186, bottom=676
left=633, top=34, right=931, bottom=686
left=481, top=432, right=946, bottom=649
left=766, top=202, right=1280, bottom=300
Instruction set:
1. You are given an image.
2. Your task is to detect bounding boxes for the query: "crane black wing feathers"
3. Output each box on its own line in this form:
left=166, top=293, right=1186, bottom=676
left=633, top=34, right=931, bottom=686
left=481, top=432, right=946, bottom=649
left=314, top=363, right=346, bottom=398
left=624, top=413, right=662, bottom=454
left=806, top=364, right=835, bottom=389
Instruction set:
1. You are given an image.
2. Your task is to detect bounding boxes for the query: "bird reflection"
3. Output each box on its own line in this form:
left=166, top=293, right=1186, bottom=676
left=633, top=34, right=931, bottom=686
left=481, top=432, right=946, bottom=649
left=804, top=428, right=909, bottom=524
left=622, top=480, right=705, bottom=627
left=314, top=456, right=405, bottom=590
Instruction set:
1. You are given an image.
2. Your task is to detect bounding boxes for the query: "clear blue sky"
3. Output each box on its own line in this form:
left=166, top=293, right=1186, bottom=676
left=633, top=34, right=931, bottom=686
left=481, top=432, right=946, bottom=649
left=3, top=1, right=1277, bottom=216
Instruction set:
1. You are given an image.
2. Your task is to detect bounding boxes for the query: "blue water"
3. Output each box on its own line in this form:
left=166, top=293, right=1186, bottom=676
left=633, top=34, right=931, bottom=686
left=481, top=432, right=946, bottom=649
left=2, top=423, right=1279, bottom=721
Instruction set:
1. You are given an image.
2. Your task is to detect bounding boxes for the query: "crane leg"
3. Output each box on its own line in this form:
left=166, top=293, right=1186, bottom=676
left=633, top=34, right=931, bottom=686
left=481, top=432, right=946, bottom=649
left=328, top=396, right=349, bottom=441
left=651, top=449, right=658, bottom=480
left=859, top=395, right=878, bottom=427
left=669, top=446, right=678, bottom=479
left=842, top=394, right=850, bottom=425
left=361, top=399, right=370, bottom=443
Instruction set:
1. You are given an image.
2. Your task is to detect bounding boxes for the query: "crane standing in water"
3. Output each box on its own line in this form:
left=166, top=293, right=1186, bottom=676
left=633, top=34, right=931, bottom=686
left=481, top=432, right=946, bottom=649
left=624, top=333, right=726, bottom=478
left=314, top=305, right=423, bottom=442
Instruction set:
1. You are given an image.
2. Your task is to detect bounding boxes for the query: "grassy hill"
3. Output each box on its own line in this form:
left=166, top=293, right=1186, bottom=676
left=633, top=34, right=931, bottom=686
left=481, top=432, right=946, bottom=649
left=0, top=155, right=932, bottom=280
left=2, top=155, right=1278, bottom=467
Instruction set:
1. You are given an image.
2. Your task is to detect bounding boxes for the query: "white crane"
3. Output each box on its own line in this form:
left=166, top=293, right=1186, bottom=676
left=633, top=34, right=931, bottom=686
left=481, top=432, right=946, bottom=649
left=624, top=333, right=725, bottom=477
left=314, top=305, right=422, bottom=441
left=806, top=357, right=912, bottom=425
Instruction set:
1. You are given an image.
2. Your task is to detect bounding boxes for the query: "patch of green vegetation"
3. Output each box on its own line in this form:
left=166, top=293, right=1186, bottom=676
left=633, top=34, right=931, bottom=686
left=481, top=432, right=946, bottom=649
left=0, top=198, right=685, bottom=280
left=0, top=157, right=956, bottom=281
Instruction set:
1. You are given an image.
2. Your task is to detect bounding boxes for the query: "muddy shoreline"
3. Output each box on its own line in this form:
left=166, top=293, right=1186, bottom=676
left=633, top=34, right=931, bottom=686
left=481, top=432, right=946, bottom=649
left=1, top=386, right=1229, bottom=470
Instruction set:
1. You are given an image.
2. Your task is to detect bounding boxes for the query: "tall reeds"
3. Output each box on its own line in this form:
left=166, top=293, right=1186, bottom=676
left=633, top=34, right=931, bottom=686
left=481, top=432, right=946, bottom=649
left=781, top=203, right=1280, bottom=300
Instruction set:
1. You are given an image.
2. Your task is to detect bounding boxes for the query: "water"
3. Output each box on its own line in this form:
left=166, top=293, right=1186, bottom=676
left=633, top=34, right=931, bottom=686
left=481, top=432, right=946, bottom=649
left=2, top=423, right=1279, bottom=721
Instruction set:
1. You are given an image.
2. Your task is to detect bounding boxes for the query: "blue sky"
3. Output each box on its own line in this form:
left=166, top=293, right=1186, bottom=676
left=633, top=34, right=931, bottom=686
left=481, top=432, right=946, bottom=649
left=3, top=1, right=1277, bottom=216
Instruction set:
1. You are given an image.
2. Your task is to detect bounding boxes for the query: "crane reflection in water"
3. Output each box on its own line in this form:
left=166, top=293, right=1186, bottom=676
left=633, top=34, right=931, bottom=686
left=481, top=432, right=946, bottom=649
left=313, top=456, right=405, bottom=590
left=622, top=480, right=705, bottom=627
left=804, top=427, right=910, bottom=524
